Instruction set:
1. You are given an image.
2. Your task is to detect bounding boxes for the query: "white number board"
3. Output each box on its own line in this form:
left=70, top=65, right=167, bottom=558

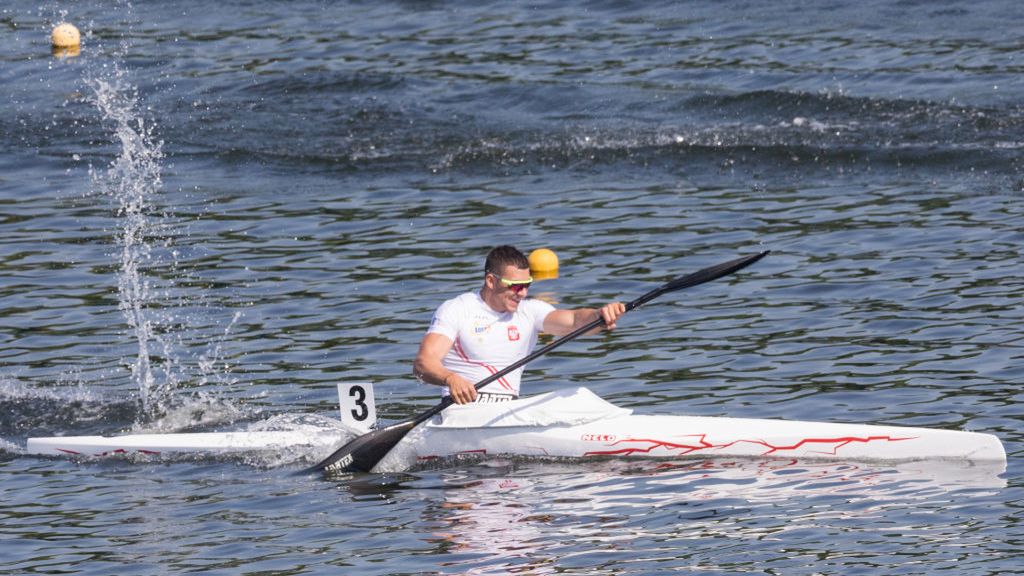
left=337, top=382, right=376, bottom=432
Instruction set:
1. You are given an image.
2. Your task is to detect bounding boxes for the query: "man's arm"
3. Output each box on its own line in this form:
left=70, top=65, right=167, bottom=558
left=542, top=302, right=626, bottom=336
left=412, top=332, right=477, bottom=404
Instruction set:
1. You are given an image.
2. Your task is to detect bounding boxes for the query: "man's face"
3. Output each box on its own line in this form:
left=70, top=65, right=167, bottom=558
left=488, top=264, right=532, bottom=313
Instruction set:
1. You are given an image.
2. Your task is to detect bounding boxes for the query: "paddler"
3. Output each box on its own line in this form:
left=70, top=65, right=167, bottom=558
left=413, top=245, right=626, bottom=404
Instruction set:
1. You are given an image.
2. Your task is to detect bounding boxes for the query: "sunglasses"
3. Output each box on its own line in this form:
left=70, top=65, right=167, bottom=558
left=489, top=272, right=533, bottom=293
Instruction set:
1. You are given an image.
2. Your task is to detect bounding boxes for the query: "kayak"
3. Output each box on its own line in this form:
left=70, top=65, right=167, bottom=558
left=370, top=387, right=1007, bottom=472
left=26, top=387, right=1006, bottom=472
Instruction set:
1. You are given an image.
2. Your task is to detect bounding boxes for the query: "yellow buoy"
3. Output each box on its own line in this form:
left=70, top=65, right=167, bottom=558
left=51, top=23, right=81, bottom=57
left=528, top=248, right=559, bottom=280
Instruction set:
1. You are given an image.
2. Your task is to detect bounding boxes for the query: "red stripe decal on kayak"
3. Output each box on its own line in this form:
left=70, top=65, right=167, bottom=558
left=583, top=434, right=917, bottom=457
left=758, top=435, right=916, bottom=456
left=55, top=448, right=162, bottom=456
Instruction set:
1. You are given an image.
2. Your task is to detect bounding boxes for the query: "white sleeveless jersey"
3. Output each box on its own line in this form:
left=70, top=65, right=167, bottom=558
left=427, top=291, right=555, bottom=398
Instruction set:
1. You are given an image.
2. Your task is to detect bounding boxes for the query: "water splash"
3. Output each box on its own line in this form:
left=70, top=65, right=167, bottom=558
left=0, top=438, right=21, bottom=457
left=84, top=55, right=243, bottom=428
left=131, top=393, right=247, bottom=434
left=89, top=75, right=170, bottom=417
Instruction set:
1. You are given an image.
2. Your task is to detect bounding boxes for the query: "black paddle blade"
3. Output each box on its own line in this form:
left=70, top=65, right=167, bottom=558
left=627, top=251, right=769, bottom=311
left=311, top=420, right=418, bottom=474
left=663, top=250, right=769, bottom=293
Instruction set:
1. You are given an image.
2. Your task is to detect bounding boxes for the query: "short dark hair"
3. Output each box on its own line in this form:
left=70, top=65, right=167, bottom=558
left=484, top=245, right=529, bottom=275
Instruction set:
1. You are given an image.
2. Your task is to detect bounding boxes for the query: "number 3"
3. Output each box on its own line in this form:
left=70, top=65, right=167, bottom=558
left=337, top=382, right=376, bottom=432
left=349, top=385, right=369, bottom=421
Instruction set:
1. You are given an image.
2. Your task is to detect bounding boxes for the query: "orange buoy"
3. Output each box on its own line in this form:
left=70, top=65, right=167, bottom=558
left=529, top=248, right=559, bottom=280
left=51, top=23, right=81, bottom=57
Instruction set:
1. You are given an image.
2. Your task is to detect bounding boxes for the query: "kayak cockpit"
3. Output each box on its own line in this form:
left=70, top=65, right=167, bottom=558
left=430, top=387, right=631, bottom=429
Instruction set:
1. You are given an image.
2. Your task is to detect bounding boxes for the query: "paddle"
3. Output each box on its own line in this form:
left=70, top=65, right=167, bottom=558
left=310, top=250, right=769, bottom=475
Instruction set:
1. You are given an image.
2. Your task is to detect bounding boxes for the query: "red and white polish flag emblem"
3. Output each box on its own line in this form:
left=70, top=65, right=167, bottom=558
left=507, top=326, right=520, bottom=341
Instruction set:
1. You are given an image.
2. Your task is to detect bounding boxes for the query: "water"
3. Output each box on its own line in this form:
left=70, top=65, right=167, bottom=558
left=2, top=0, right=1022, bottom=573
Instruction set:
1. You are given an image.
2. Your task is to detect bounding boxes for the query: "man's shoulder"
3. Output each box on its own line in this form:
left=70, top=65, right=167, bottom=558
left=429, top=292, right=479, bottom=335
left=436, top=291, right=482, bottom=313
left=520, top=297, right=556, bottom=317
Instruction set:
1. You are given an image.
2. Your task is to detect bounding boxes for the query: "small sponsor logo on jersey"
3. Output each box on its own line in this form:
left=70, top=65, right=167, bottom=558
left=581, top=433, right=617, bottom=443
left=473, top=316, right=491, bottom=335
left=507, top=325, right=520, bottom=341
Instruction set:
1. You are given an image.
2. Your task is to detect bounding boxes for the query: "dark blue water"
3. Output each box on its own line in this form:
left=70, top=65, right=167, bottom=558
left=2, top=1, right=1022, bottom=573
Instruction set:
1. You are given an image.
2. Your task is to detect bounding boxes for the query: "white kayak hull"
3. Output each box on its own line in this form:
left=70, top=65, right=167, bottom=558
left=377, top=412, right=1006, bottom=471
left=26, top=388, right=1005, bottom=473
left=373, top=387, right=1006, bottom=472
